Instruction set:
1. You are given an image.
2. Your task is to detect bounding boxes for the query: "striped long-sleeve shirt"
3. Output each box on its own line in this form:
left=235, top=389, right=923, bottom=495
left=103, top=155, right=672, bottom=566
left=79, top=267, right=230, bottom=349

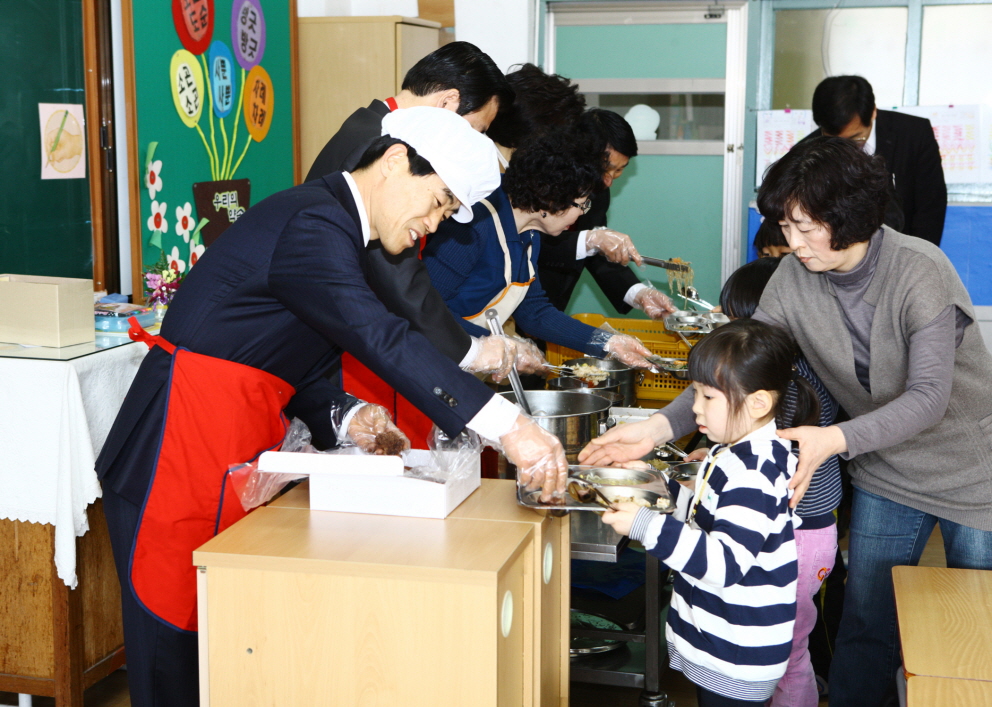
left=629, top=420, right=798, bottom=701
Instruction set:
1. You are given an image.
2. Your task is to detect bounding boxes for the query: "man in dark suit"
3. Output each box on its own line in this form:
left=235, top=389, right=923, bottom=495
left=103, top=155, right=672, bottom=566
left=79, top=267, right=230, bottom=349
left=538, top=109, right=675, bottom=319
left=306, top=41, right=514, bottom=368
left=96, top=108, right=565, bottom=707
left=808, top=75, right=947, bottom=246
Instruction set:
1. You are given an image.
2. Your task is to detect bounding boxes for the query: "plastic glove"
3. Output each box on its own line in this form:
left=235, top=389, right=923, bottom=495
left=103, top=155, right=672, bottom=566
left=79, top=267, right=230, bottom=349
left=632, top=287, right=677, bottom=320
left=463, top=335, right=517, bottom=383
left=585, top=228, right=643, bottom=266
left=498, top=414, right=568, bottom=502
left=510, top=336, right=551, bottom=375
left=605, top=334, right=655, bottom=370
left=347, top=404, right=411, bottom=455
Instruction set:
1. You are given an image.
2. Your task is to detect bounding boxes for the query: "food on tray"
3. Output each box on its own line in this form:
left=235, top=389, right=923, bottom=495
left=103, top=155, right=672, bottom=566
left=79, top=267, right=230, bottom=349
left=647, top=458, right=670, bottom=472
left=611, top=495, right=672, bottom=510
left=582, top=473, right=645, bottom=486
left=374, top=431, right=407, bottom=456
left=571, top=363, right=610, bottom=384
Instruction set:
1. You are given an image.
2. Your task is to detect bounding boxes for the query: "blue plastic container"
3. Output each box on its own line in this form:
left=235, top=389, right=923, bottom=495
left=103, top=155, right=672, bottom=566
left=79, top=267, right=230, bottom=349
left=95, top=311, right=155, bottom=332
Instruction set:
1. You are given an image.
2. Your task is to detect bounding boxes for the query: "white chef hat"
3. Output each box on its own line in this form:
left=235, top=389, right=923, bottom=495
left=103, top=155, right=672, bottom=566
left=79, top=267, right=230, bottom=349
left=381, top=106, right=501, bottom=223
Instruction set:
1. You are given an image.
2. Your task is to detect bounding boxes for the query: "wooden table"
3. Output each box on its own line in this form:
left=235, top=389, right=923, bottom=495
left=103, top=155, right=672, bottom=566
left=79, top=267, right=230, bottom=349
left=195, top=502, right=542, bottom=706
left=272, top=479, right=572, bottom=707
left=893, top=565, right=992, bottom=681
left=906, top=676, right=992, bottom=706
left=893, top=565, right=992, bottom=705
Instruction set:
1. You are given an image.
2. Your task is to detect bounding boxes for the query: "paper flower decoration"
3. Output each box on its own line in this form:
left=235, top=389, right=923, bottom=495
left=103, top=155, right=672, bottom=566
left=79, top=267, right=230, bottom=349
left=189, top=241, right=205, bottom=268
left=176, top=202, right=195, bottom=242
left=168, top=245, right=187, bottom=274
left=146, top=159, right=164, bottom=199
left=147, top=200, right=168, bottom=235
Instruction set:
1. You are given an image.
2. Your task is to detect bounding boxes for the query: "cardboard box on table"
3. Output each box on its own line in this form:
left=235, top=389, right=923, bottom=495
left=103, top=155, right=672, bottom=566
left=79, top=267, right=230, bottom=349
left=257, top=448, right=480, bottom=519
left=0, top=275, right=94, bottom=347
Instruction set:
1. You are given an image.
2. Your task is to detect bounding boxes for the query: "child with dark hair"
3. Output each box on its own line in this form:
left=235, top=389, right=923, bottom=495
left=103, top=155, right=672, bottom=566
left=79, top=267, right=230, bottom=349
left=718, top=258, right=841, bottom=707
left=603, top=319, right=818, bottom=706
left=752, top=219, right=792, bottom=259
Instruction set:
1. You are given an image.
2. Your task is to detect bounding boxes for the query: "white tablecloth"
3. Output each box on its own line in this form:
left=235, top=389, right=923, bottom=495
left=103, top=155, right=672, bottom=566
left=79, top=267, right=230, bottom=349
left=0, top=342, right=147, bottom=587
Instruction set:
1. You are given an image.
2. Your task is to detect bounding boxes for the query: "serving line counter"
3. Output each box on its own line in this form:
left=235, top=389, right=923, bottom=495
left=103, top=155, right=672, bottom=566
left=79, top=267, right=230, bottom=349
left=0, top=336, right=146, bottom=705
left=217, top=479, right=672, bottom=706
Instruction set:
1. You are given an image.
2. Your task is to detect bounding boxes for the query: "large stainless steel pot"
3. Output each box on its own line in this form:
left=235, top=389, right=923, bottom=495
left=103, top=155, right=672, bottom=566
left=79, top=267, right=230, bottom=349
left=499, top=390, right=611, bottom=463
left=564, top=358, right=642, bottom=407
left=546, top=375, right=621, bottom=397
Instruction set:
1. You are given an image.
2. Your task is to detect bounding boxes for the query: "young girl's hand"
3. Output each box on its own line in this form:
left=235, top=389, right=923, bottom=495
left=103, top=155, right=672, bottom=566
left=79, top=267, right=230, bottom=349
left=601, top=502, right=644, bottom=536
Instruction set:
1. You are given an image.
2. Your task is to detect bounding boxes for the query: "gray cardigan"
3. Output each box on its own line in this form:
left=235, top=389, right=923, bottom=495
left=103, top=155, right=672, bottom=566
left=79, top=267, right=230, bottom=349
left=758, top=228, right=992, bottom=531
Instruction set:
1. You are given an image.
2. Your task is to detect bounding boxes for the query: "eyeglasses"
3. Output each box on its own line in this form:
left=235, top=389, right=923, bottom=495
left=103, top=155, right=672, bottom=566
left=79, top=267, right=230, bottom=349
left=572, top=199, right=593, bottom=214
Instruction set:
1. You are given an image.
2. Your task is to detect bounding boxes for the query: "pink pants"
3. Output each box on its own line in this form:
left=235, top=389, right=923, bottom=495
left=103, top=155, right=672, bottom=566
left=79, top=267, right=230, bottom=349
left=770, top=523, right=838, bottom=707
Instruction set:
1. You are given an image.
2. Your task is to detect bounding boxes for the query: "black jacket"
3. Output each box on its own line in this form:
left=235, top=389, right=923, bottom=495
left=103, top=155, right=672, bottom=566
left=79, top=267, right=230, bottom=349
left=537, top=189, right=642, bottom=313
left=807, top=110, right=947, bottom=246
left=304, top=101, right=474, bottom=363
left=96, top=173, right=493, bottom=505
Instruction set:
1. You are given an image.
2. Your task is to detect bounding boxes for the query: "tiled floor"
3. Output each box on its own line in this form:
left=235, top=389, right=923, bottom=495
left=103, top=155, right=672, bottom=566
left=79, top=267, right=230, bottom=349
left=1, top=529, right=947, bottom=707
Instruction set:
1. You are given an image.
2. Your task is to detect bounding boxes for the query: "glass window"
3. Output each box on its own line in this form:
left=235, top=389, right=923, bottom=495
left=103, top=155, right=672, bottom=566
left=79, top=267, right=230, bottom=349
left=920, top=5, right=992, bottom=107
left=773, top=8, right=907, bottom=111
left=583, top=93, right=725, bottom=141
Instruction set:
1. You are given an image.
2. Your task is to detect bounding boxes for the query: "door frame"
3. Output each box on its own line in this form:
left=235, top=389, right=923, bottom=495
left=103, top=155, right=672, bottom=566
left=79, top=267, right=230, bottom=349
left=545, top=1, right=749, bottom=283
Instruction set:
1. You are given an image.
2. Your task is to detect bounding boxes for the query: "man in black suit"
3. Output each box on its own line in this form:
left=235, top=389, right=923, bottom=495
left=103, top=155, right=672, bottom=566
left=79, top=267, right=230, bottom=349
left=96, top=108, right=566, bottom=707
left=306, top=41, right=515, bottom=369
left=809, top=75, right=947, bottom=246
left=537, top=109, right=675, bottom=319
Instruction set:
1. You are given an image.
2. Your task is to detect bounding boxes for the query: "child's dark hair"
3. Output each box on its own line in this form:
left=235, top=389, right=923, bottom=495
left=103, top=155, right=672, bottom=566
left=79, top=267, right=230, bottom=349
left=719, top=257, right=781, bottom=320
left=752, top=219, right=788, bottom=253
left=688, top=319, right=819, bottom=435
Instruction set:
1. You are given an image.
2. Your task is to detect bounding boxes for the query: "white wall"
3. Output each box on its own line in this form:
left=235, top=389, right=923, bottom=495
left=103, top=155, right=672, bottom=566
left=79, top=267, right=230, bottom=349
left=454, top=0, right=536, bottom=73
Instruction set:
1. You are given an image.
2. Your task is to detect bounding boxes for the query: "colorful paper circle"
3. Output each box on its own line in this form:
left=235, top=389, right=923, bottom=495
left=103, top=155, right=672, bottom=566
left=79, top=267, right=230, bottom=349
left=170, top=49, right=205, bottom=128
left=231, top=0, right=266, bottom=70
left=242, top=65, right=273, bottom=142
left=208, top=41, right=236, bottom=118
left=172, top=0, right=214, bottom=56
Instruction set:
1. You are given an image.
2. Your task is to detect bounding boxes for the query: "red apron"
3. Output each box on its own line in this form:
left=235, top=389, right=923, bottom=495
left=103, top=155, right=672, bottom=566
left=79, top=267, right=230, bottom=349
left=126, top=318, right=295, bottom=632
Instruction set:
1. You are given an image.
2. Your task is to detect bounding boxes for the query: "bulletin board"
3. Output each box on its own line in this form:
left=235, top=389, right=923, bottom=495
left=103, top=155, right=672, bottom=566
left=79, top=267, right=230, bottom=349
left=0, top=0, right=93, bottom=280
left=123, top=0, right=297, bottom=299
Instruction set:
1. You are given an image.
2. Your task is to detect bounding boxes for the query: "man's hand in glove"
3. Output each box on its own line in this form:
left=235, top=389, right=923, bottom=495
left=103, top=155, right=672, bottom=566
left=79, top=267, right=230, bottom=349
left=632, top=287, right=677, bottom=320
left=510, top=336, right=551, bottom=376
left=605, top=334, right=655, bottom=370
left=499, top=414, right=568, bottom=502
left=586, top=228, right=643, bottom=267
left=347, top=404, right=410, bottom=455
left=463, top=335, right=518, bottom=383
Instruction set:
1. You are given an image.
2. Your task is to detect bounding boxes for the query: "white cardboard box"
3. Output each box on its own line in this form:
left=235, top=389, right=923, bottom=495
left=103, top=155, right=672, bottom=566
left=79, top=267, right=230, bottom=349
left=258, top=449, right=480, bottom=519
left=0, top=274, right=94, bottom=347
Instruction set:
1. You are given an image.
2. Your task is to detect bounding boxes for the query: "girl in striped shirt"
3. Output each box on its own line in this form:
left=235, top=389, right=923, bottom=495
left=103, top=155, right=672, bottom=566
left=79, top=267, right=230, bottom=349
left=603, top=319, right=819, bottom=706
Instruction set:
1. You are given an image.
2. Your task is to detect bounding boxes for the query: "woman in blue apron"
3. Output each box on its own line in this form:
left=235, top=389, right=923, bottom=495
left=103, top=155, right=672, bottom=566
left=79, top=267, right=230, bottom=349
left=422, top=129, right=656, bottom=367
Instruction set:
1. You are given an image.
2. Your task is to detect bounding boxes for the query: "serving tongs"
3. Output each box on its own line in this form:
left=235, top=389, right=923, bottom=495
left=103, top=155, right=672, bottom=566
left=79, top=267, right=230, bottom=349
left=486, top=308, right=532, bottom=416
left=545, top=364, right=574, bottom=375
left=679, top=286, right=716, bottom=311
left=566, top=478, right=620, bottom=511
left=660, top=442, right=688, bottom=460
left=641, top=256, right=691, bottom=272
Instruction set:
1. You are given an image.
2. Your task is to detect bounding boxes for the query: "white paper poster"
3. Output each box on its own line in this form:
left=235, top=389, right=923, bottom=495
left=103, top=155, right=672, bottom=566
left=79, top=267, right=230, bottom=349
left=38, top=103, right=86, bottom=180
left=756, top=110, right=814, bottom=187
left=895, top=105, right=985, bottom=184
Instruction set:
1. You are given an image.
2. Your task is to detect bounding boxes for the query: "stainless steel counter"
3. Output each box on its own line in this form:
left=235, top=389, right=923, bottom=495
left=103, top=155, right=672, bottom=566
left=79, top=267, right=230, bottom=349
left=570, top=511, right=628, bottom=562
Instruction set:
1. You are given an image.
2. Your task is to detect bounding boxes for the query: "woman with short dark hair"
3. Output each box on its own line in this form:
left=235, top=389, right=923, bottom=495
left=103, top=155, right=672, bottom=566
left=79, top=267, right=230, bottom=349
left=580, top=135, right=992, bottom=707
left=754, top=136, right=992, bottom=706
left=422, top=129, right=656, bottom=370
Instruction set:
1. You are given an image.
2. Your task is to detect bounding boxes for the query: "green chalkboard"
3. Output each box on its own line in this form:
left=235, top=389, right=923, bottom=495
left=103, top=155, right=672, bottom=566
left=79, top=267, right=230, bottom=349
left=0, top=0, right=93, bottom=280
left=130, top=0, right=294, bottom=278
